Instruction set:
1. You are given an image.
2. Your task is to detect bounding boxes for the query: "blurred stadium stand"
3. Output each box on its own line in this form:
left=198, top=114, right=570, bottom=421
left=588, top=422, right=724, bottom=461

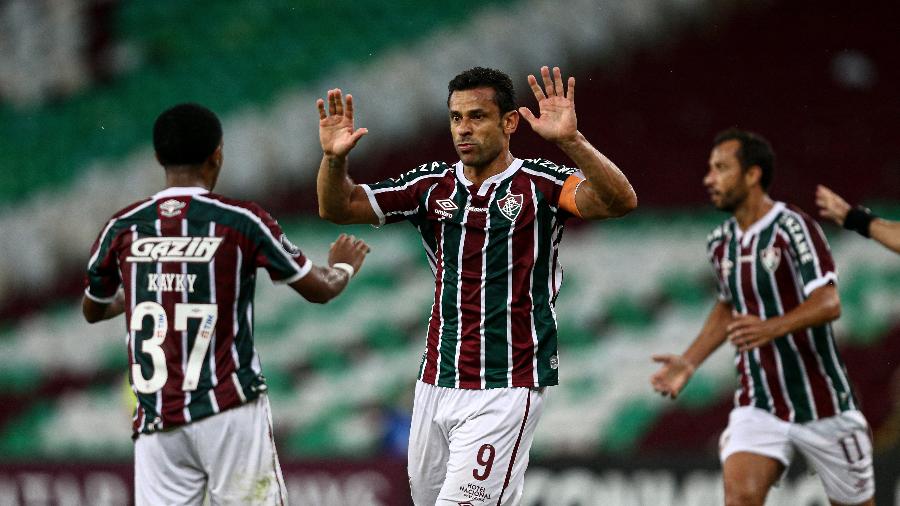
left=0, top=0, right=897, bottom=505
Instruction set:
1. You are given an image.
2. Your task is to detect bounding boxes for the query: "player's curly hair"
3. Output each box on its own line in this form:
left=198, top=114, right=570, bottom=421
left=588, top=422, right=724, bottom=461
left=714, top=128, right=775, bottom=190
left=447, top=67, right=517, bottom=114
left=153, top=103, right=223, bottom=167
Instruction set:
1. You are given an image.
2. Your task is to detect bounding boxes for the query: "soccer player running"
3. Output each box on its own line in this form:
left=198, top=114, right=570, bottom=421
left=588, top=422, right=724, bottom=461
left=651, top=129, right=875, bottom=506
left=83, top=103, right=369, bottom=505
left=316, top=66, right=636, bottom=505
left=815, top=184, right=900, bottom=254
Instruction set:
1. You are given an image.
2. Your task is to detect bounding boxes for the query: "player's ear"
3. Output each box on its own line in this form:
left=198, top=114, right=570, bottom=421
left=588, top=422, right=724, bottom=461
left=502, top=109, right=519, bottom=135
left=744, top=164, right=762, bottom=188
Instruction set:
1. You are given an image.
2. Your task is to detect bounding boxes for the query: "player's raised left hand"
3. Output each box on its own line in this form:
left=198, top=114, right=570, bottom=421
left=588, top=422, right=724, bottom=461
left=815, top=184, right=851, bottom=226
left=519, top=66, right=577, bottom=145
left=727, top=315, right=782, bottom=352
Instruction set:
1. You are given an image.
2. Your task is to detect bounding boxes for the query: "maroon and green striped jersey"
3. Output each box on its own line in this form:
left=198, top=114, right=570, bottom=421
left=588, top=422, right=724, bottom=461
left=362, top=158, right=583, bottom=389
left=707, top=201, right=856, bottom=423
left=85, top=187, right=310, bottom=436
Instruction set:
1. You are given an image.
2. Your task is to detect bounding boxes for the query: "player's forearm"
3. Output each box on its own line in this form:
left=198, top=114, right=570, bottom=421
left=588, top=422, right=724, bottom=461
left=82, top=291, right=125, bottom=323
left=316, top=155, right=357, bottom=223
left=769, top=285, right=841, bottom=336
left=870, top=218, right=900, bottom=253
left=289, top=265, right=351, bottom=304
left=682, top=301, right=732, bottom=368
left=557, top=132, right=637, bottom=218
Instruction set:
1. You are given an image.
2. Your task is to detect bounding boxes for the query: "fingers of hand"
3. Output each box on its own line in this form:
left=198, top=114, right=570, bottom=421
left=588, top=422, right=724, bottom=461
left=333, top=89, right=344, bottom=116
left=317, top=99, right=327, bottom=120
left=527, top=74, right=546, bottom=100
left=541, top=66, right=555, bottom=96
left=567, top=76, right=575, bottom=102
left=553, top=67, right=564, bottom=97
left=518, top=107, right=535, bottom=123
left=345, top=94, right=354, bottom=119
left=327, top=89, right=338, bottom=116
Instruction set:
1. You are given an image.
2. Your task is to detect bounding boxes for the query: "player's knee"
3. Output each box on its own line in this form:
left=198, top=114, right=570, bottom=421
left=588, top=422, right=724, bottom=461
left=724, top=485, right=768, bottom=506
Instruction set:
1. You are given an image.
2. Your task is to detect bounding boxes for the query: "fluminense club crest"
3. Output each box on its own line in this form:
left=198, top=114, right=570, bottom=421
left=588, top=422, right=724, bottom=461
left=760, top=246, right=781, bottom=272
left=159, top=199, right=186, bottom=217
left=496, top=191, right=523, bottom=221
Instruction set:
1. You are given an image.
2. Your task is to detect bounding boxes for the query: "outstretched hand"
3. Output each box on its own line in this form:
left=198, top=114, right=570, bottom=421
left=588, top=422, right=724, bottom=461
left=318, top=89, right=368, bottom=158
left=650, top=354, right=695, bottom=399
left=518, top=66, right=577, bottom=144
left=815, top=184, right=851, bottom=226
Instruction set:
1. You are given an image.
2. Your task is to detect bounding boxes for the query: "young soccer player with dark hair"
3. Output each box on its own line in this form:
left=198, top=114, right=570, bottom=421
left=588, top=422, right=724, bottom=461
left=83, top=103, right=370, bottom=505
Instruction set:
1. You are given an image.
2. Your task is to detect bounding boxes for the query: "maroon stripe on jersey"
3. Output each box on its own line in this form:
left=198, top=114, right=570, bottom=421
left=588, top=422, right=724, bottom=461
left=510, top=181, right=537, bottom=386
left=757, top=345, right=791, bottom=419
left=738, top=244, right=760, bottom=316
left=772, top=234, right=837, bottom=418
left=423, top=224, right=446, bottom=384
left=457, top=201, right=489, bottom=389
left=156, top=215, right=188, bottom=426
left=209, top=233, right=241, bottom=408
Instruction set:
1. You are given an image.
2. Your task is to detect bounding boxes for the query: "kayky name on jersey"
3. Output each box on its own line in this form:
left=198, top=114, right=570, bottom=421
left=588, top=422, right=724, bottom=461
left=126, top=237, right=223, bottom=263
left=147, top=273, right=197, bottom=293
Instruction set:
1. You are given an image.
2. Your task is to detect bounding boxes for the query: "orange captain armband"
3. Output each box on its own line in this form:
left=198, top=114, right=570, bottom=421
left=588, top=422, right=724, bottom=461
left=559, top=175, right=584, bottom=218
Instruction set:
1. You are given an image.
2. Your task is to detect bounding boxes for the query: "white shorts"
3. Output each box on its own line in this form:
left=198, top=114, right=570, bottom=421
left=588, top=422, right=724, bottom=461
left=408, top=381, right=546, bottom=506
left=719, top=406, right=874, bottom=504
left=134, top=395, right=287, bottom=506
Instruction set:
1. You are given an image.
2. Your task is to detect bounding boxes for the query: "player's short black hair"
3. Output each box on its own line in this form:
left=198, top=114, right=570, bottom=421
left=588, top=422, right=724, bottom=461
left=153, top=103, right=223, bottom=167
left=713, top=128, right=775, bottom=190
left=447, top=67, right=517, bottom=114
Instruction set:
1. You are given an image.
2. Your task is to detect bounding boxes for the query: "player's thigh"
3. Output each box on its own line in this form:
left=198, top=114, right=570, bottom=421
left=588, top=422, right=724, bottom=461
left=719, top=407, right=792, bottom=506
left=408, top=381, right=451, bottom=506
left=198, top=396, right=288, bottom=506
left=437, top=387, right=544, bottom=506
left=722, top=452, right=785, bottom=506
left=134, top=428, right=206, bottom=506
left=791, top=411, right=874, bottom=506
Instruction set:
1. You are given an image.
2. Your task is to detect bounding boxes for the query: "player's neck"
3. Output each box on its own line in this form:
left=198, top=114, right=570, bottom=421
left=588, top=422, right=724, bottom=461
left=463, top=151, right=515, bottom=188
left=164, top=167, right=212, bottom=190
left=733, top=192, right=774, bottom=231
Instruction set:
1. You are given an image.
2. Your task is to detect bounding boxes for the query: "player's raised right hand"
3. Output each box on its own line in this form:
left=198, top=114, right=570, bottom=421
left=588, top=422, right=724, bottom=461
left=318, top=89, right=368, bottom=158
left=650, top=354, right=695, bottom=399
left=328, top=233, right=370, bottom=274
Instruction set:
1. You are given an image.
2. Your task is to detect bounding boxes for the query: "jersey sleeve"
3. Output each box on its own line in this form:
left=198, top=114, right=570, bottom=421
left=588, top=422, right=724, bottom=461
left=360, top=162, right=448, bottom=226
left=84, top=221, right=123, bottom=303
left=250, top=205, right=311, bottom=284
left=706, top=225, right=732, bottom=302
left=780, top=212, right=838, bottom=297
left=558, top=174, right=585, bottom=218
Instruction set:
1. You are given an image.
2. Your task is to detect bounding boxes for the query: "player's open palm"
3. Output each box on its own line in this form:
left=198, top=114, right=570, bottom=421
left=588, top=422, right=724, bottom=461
left=328, top=233, right=370, bottom=273
left=650, top=354, right=695, bottom=399
left=318, top=89, right=368, bottom=158
left=519, top=66, right=577, bottom=144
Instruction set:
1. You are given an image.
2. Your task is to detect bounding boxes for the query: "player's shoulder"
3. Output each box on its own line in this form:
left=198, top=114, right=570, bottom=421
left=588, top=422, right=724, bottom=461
left=519, top=158, right=578, bottom=181
left=706, top=218, right=734, bottom=247
left=104, top=197, right=155, bottom=224
left=399, top=161, right=453, bottom=180
left=775, top=202, right=817, bottom=231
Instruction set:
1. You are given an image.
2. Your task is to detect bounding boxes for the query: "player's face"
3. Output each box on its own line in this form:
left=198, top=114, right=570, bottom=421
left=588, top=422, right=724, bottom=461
left=448, top=88, right=512, bottom=168
left=704, top=139, right=749, bottom=212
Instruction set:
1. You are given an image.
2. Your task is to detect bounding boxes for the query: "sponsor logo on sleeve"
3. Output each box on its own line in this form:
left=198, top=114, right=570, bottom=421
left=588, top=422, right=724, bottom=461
left=126, top=237, right=222, bottom=263
left=280, top=234, right=301, bottom=256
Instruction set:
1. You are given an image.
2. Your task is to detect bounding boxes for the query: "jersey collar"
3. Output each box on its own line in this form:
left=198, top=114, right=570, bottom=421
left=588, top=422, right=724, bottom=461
left=734, top=201, right=785, bottom=247
left=455, top=158, right=524, bottom=197
left=152, top=186, right=211, bottom=199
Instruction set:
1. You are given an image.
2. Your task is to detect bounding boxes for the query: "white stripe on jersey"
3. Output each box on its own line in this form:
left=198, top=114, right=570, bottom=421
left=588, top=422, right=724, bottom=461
left=520, top=167, right=568, bottom=185
left=181, top=219, right=192, bottom=424
left=231, top=246, right=242, bottom=372
left=86, top=198, right=157, bottom=270
left=505, top=199, right=515, bottom=386
left=208, top=222, right=219, bottom=394
left=232, top=372, right=247, bottom=403
left=153, top=220, right=164, bottom=426
left=529, top=181, right=539, bottom=386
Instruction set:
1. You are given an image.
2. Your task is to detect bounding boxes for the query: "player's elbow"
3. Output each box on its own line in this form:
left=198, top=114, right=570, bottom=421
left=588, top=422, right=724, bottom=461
left=608, top=189, right=638, bottom=218
left=318, top=206, right=351, bottom=225
left=824, top=297, right=841, bottom=322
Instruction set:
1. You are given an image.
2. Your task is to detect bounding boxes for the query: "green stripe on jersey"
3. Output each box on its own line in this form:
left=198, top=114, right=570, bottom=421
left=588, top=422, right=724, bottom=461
left=810, top=327, right=854, bottom=412
left=777, top=212, right=820, bottom=287
left=483, top=179, right=513, bottom=387
left=531, top=186, right=558, bottom=386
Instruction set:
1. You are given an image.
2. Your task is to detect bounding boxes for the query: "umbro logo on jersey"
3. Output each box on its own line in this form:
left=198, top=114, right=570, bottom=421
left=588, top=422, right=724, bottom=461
left=159, top=199, right=186, bottom=217
left=497, top=192, right=523, bottom=221
left=127, top=237, right=222, bottom=263
left=436, top=199, right=458, bottom=211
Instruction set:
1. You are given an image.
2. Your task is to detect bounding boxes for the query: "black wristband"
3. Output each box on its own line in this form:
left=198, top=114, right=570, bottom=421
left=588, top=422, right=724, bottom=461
left=843, top=206, right=875, bottom=238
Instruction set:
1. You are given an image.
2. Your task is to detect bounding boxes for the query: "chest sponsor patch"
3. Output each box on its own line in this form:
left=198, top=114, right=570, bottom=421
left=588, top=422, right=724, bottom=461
left=496, top=191, right=523, bottom=221
left=127, top=237, right=222, bottom=263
